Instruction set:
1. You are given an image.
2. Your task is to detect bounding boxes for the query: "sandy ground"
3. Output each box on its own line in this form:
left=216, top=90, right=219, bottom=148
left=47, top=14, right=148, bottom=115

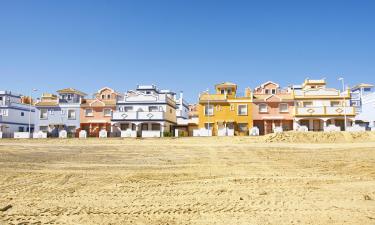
left=0, top=136, right=375, bottom=225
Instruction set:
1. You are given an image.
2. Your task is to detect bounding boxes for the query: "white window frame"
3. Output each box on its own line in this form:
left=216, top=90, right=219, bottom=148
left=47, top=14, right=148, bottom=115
left=85, top=108, right=93, bottom=117
left=67, top=109, right=76, bottom=120
left=331, top=101, right=341, bottom=107
left=103, top=108, right=112, bottom=117
left=40, top=108, right=48, bottom=119
left=149, top=106, right=159, bottom=112
left=205, top=105, right=214, bottom=116
left=237, top=104, right=248, bottom=116
left=259, top=103, right=268, bottom=113
left=124, top=106, right=133, bottom=112
left=279, top=103, right=289, bottom=113
left=303, top=101, right=313, bottom=107
left=271, top=89, right=276, bottom=94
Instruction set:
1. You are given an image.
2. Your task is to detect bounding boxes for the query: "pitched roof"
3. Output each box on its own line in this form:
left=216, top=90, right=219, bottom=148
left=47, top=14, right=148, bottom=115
left=352, top=83, right=374, bottom=89
left=35, top=101, right=59, bottom=106
left=81, top=98, right=116, bottom=107
left=215, top=82, right=237, bottom=87
left=57, top=88, right=87, bottom=96
left=253, top=94, right=293, bottom=102
left=256, top=81, right=280, bottom=89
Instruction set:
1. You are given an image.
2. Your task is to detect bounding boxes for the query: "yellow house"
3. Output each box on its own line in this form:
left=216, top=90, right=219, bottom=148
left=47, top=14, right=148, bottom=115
left=198, top=82, right=253, bottom=136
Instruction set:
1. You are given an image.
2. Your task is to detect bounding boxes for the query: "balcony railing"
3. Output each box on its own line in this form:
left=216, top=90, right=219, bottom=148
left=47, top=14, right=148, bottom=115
left=295, top=106, right=356, bottom=116
left=113, top=111, right=165, bottom=120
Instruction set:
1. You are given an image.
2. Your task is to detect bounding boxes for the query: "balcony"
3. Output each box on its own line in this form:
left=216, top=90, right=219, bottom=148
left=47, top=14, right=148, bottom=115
left=295, top=106, right=356, bottom=116
left=113, top=111, right=165, bottom=120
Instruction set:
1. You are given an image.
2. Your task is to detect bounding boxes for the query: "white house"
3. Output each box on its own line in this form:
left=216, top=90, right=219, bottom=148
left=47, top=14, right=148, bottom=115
left=351, top=83, right=375, bottom=129
left=0, top=91, right=35, bottom=137
left=293, top=79, right=356, bottom=131
left=111, top=85, right=177, bottom=137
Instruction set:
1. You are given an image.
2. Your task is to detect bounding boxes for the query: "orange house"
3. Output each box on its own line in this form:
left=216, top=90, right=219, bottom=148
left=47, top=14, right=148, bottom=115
left=80, top=87, right=120, bottom=137
left=252, top=81, right=294, bottom=135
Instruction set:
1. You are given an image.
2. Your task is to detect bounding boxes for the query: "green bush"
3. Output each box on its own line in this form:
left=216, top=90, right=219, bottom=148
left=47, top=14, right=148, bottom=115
left=163, top=131, right=172, bottom=137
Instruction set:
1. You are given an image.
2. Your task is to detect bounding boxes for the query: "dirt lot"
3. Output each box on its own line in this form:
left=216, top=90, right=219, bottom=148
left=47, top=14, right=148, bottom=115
left=0, top=136, right=375, bottom=225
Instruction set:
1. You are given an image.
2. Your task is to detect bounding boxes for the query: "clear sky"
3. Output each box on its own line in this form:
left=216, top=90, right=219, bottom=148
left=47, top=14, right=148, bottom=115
left=1, top=0, right=374, bottom=102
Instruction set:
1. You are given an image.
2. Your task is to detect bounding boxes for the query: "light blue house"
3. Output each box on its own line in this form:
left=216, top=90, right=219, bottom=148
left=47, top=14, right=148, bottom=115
left=351, top=83, right=375, bottom=129
left=34, top=88, right=86, bottom=137
left=0, top=91, right=35, bottom=137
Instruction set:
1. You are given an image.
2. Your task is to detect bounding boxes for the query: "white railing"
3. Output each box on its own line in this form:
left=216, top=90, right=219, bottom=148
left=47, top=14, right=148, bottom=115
left=295, top=106, right=355, bottom=116
left=325, top=106, right=355, bottom=115
left=193, top=129, right=212, bottom=137
left=113, top=111, right=165, bottom=120
left=218, top=128, right=235, bottom=136
left=142, top=130, right=161, bottom=138
left=295, top=107, right=325, bottom=115
left=121, top=129, right=137, bottom=138
left=14, top=132, right=31, bottom=139
left=138, top=111, right=164, bottom=120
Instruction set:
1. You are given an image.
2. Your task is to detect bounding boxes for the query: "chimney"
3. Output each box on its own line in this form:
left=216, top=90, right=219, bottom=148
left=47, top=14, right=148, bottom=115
left=180, top=91, right=183, bottom=103
left=245, top=87, right=252, bottom=97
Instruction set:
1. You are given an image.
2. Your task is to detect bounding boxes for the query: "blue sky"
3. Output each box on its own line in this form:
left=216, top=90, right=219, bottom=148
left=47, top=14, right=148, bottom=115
left=1, top=0, right=374, bottom=102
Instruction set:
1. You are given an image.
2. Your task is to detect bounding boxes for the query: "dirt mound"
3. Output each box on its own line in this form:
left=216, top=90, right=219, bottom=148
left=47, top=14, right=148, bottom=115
left=264, top=131, right=375, bottom=143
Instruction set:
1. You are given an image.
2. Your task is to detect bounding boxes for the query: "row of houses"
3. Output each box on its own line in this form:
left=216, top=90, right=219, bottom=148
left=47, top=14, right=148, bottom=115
left=1, top=79, right=374, bottom=138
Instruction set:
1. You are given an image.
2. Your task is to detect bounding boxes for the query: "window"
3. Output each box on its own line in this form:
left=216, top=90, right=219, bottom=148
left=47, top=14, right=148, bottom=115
left=238, top=123, right=248, bottom=132
left=107, top=94, right=111, bottom=99
left=204, top=123, right=213, bottom=129
left=49, top=109, right=54, bottom=115
left=146, top=91, right=151, bottom=94
left=18, top=127, right=24, bottom=132
left=149, top=106, right=159, bottom=112
left=67, top=94, right=72, bottom=100
left=216, top=105, right=221, bottom=111
left=364, top=88, right=371, bottom=92
left=279, top=103, right=288, bottom=112
left=237, top=105, right=248, bottom=115
left=124, top=106, right=133, bottom=112
left=151, top=124, right=160, bottom=131
left=85, top=109, right=93, bottom=116
left=331, top=101, right=341, bottom=107
left=271, top=89, right=276, bottom=94
left=0, top=96, right=2, bottom=101
left=61, top=110, right=65, bottom=115
left=227, top=89, right=232, bottom=95
left=103, top=108, right=112, bottom=117
left=120, top=124, right=129, bottom=130
left=102, top=94, right=105, bottom=99
left=142, top=123, right=148, bottom=130
left=205, top=105, right=214, bottom=116
left=21, top=112, right=25, bottom=116
left=311, top=86, right=316, bottom=89
left=220, top=89, right=225, bottom=94
left=351, top=101, right=359, bottom=106
left=303, top=102, right=313, bottom=107
left=230, top=104, right=235, bottom=111
left=40, top=109, right=48, bottom=119
left=68, top=109, right=76, bottom=120
left=265, top=89, right=270, bottom=94
left=39, top=126, right=48, bottom=132
left=259, top=104, right=268, bottom=113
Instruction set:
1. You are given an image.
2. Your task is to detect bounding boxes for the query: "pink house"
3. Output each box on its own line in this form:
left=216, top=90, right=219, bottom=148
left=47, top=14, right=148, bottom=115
left=252, top=81, right=294, bottom=135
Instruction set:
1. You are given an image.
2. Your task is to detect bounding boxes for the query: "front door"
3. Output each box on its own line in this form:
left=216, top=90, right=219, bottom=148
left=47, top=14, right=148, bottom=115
left=313, top=120, right=321, bottom=131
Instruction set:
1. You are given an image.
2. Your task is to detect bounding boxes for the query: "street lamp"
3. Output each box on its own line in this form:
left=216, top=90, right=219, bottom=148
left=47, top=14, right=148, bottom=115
left=206, top=88, right=210, bottom=135
left=338, top=78, right=347, bottom=131
left=28, top=89, right=38, bottom=137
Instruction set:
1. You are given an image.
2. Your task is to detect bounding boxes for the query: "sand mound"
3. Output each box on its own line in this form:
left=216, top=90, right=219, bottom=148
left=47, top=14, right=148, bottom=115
left=264, top=131, right=375, bottom=143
